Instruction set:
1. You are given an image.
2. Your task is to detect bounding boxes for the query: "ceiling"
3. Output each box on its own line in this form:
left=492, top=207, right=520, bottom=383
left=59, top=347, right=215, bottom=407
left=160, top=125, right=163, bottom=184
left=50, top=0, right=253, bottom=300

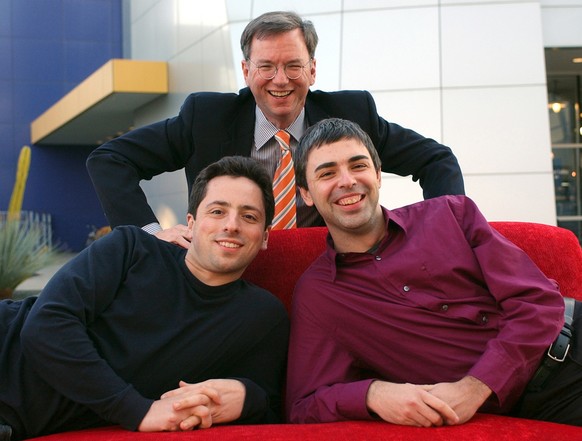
left=545, top=47, right=582, bottom=76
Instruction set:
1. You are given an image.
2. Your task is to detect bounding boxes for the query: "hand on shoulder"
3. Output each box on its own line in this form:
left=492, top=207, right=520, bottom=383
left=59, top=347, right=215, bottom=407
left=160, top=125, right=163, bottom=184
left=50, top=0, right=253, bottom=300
left=154, top=224, right=192, bottom=249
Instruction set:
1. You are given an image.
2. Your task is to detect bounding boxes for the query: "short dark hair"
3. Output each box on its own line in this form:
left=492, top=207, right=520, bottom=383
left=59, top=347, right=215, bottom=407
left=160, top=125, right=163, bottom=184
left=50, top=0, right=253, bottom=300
left=188, top=156, right=275, bottom=229
left=240, top=11, right=318, bottom=60
left=295, top=118, right=382, bottom=189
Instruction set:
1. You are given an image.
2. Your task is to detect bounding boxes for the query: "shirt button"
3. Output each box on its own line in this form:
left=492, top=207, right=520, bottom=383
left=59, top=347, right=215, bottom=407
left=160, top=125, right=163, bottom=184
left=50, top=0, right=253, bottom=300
left=375, top=256, right=381, bottom=261
left=403, top=285, right=410, bottom=292
left=441, top=304, right=449, bottom=311
left=481, top=315, right=489, bottom=324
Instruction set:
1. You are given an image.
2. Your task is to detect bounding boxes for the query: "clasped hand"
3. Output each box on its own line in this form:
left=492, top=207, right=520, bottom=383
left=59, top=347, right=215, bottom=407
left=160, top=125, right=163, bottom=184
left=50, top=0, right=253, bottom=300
left=366, top=376, right=492, bottom=427
left=138, top=379, right=246, bottom=432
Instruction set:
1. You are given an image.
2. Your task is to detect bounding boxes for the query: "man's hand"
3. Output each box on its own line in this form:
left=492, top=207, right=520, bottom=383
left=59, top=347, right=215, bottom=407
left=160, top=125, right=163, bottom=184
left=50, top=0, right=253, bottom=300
left=162, top=379, right=246, bottom=426
left=138, top=388, right=217, bottom=432
left=422, top=376, right=492, bottom=424
left=154, top=224, right=192, bottom=249
left=366, top=381, right=460, bottom=427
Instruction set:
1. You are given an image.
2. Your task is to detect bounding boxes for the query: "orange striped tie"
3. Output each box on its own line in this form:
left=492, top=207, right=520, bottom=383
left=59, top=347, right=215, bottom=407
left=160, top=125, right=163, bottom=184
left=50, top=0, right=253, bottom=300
left=272, top=130, right=297, bottom=230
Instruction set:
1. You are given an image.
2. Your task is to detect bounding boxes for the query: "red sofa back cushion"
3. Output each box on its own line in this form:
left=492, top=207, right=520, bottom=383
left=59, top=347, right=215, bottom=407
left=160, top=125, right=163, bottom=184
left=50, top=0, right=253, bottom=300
left=243, top=222, right=582, bottom=311
left=490, top=222, right=582, bottom=300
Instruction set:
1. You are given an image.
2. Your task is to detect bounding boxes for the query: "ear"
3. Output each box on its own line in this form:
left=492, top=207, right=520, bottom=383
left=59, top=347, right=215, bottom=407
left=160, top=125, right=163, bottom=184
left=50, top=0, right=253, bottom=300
left=261, top=227, right=270, bottom=250
left=242, top=60, right=250, bottom=86
left=187, top=213, right=195, bottom=229
left=309, top=58, right=316, bottom=85
left=299, top=186, right=315, bottom=207
left=376, top=169, right=382, bottom=188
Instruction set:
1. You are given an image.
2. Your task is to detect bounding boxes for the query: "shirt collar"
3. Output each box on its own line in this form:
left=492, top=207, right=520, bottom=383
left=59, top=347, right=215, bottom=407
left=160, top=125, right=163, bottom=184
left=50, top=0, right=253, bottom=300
left=323, top=206, right=408, bottom=280
left=253, top=107, right=306, bottom=150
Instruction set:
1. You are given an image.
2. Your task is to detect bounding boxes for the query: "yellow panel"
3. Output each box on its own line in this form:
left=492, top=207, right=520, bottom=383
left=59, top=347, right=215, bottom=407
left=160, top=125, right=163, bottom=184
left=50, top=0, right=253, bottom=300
left=112, top=59, right=169, bottom=93
left=30, top=59, right=168, bottom=145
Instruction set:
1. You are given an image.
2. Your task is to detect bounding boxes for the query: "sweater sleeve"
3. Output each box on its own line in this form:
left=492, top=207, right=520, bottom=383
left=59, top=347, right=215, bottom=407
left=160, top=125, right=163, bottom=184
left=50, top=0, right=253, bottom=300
left=86, top=94, right=196, bottom=229
left=20, top=228, right=153, bottom=430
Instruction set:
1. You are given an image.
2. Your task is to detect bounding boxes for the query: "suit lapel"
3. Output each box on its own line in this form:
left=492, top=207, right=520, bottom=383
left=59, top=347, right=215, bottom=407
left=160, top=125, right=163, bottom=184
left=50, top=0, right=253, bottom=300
left=222, top=88, right=256, bottom=156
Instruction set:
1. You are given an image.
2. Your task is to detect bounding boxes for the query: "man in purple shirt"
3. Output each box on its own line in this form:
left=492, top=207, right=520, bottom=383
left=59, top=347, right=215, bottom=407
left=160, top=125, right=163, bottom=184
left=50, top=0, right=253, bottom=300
left=286, top=117, right=582, bottom=427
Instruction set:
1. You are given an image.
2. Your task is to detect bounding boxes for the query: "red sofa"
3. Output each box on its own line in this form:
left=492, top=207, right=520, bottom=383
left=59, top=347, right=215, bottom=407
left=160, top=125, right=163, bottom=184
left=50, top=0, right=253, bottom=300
left=29, top=222, right=582, bottom=440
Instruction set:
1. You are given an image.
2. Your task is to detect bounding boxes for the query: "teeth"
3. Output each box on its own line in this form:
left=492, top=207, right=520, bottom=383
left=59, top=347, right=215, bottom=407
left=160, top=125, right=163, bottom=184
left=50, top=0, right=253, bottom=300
left=219, top=241, right=241, bottom=248
left=270, top=91, right=291, bottom=97
left=338, top=196, right=361, bottom=206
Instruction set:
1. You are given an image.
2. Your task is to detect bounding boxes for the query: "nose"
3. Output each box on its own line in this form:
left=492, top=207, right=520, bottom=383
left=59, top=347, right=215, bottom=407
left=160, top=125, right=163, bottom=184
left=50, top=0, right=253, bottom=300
left=271, top=66, right=289, bottom=84
left=337, top=169, right=357, bottom=188
left=223, top=212, right=241, bottom=232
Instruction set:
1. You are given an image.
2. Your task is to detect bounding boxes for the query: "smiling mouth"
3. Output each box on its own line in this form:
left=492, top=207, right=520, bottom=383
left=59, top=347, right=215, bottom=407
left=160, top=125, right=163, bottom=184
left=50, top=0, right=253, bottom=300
left=218, top=241, right=241, bottom=249
left=269, top=90, right=292, bottom=98
left=337, top=195, right=363, bottom=206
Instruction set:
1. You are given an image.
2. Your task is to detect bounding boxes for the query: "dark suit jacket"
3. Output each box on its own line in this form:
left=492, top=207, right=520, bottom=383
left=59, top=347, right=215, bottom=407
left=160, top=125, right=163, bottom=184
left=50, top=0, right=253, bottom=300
left=87, top=88, right=464, bottom=228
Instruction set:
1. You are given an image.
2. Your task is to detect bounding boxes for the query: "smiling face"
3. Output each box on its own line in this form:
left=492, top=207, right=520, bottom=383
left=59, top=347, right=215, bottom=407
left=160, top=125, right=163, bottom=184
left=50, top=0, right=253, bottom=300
left=242, top=29, right=316, bottom=129
left=185, top=175, right=269, bottom=286
left=300, top=138, right=385, bottom=251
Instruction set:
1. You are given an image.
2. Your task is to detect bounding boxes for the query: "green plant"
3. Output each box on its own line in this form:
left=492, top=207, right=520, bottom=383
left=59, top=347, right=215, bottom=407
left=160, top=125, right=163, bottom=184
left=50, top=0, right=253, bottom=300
left=1, top=146, right=58, bottom=299
left=0, top=217, right=57, bottom=299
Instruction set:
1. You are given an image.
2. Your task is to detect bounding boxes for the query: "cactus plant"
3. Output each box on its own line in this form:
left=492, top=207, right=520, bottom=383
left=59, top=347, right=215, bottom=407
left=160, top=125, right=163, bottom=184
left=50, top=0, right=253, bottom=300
left=8, top=146, right=31, bottom=220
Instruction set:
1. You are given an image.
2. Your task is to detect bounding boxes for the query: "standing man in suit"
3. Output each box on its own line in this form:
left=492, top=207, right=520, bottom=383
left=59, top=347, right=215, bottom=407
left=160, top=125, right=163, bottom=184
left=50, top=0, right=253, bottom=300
left=87, top=10, right=465, bottom=248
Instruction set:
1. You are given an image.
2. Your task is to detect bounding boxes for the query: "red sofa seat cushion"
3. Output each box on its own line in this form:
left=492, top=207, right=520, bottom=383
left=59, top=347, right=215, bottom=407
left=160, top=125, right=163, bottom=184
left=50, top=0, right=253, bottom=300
left=28, top=415, right=582, bottom=440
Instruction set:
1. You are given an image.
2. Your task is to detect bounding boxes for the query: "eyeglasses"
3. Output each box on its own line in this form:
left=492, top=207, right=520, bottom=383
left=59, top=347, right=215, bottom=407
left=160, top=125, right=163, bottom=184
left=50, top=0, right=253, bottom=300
left=247, top=59, right=312, bottom=80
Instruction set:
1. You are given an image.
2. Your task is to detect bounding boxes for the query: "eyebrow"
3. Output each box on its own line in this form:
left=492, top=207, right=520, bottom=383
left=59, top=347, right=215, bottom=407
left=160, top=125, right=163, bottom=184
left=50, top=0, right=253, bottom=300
left=313, top=154, right=370, bottom=173
left=253, top=57, right=304, bottom=64
left=205, top=200, right=263, bottom=214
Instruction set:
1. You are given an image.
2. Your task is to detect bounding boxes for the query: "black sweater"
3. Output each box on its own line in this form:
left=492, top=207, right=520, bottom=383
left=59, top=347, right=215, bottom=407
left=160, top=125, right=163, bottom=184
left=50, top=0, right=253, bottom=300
left=0, top=226, right=289, bottom=440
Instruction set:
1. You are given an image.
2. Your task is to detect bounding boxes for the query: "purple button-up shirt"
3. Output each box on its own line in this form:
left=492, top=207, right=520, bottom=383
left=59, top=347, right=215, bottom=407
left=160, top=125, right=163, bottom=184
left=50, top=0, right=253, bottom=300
left=286, top=195, right=564, bottom=423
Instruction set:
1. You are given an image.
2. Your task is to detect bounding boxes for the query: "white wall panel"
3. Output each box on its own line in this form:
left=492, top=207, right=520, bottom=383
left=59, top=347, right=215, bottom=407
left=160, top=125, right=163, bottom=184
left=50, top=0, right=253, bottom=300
left=344, top=0, right=438, bottom=9
left=342, top=8, right=440, bottom=91
left=251, top=0, right=342, bottom=16
left=309, top=13, right=342, bottom=91
left=131, top=0, right=177, bottom=60
left=441, top=0, right=533, bottom=4
left=379, top=174, right=424, bottom=209
left=464, top=173, right=556, bottom=224
left=442, top=85, right=553, bottom=174
left=441, top=3, right=546, bottom=87
left=373, top=89, right=443, bottom=142
left=225, top=0, right=252, bottom=21
left=541, top=6, right=582, bottom=46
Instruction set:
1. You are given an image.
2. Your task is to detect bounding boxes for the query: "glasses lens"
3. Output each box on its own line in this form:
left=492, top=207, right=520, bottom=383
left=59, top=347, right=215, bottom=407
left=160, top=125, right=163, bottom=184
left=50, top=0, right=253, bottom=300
left=285, top=65, right=304, bottom=80
left=258, top=65, right=276, bottom=80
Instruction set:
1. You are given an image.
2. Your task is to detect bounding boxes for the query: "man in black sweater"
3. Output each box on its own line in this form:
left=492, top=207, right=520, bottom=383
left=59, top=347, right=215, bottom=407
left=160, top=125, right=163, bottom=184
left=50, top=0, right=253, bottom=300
left=0, top=156, right=288, bottom=440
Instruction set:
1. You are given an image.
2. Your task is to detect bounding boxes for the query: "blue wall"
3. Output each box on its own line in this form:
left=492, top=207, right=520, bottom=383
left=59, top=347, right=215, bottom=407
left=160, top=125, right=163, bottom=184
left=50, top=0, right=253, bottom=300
left=0, top=0, right=122, bottom=251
